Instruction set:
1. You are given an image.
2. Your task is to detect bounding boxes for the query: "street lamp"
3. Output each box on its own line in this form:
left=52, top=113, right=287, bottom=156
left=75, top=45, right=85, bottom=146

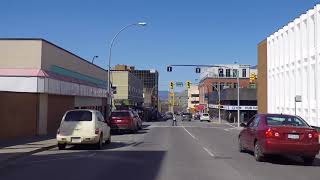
left=107, top=22, right=147, bottom=106
left=92, top=55, right=99, bottom=63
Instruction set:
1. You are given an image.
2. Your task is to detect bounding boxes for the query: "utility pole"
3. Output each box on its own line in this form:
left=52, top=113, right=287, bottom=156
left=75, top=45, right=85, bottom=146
left=236, top=62, right=240, bottom=128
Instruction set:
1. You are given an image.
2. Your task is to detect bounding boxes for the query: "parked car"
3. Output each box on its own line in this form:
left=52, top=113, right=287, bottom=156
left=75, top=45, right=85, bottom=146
left=132, top=110, right=143, bottom=130
left=182, top=112, right=192, bottom=121
left=56, top=109, right=111, bottom=150
left=110, top=110, right=139, bottom=133
left=200, top=113, right=210, bottom=122
left=238, top=114, right=320, bottom=165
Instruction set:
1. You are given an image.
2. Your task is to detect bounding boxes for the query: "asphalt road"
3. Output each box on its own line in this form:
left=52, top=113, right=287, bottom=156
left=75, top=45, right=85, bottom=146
left=1, top=117, right=320, bottom=180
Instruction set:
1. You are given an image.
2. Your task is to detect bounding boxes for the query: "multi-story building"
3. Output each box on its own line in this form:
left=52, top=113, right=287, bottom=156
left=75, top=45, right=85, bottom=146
left=187, top=85, right=200, bottom=113
left=258, top=4, right=320, bottom=127
left=111, top=70, right=143, bottom=108
left=131, top=69, right=159, bottom=108
left=0, top=38, right=110, bottom=140
left=198, top=64, right=257, bottom=107
left=113, top=64, right=159, bottom=108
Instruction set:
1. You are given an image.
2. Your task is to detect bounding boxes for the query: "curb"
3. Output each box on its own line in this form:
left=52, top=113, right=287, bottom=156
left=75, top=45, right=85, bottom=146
left=1, top=144, right=57, bottom=166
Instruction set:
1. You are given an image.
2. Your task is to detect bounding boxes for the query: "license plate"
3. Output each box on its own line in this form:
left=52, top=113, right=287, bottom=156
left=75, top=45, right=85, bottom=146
left=288, top=134, right=299, bottom=139
left=71, top=137, right=81, bottom=143
left=117, top=120, right=122, bottom=122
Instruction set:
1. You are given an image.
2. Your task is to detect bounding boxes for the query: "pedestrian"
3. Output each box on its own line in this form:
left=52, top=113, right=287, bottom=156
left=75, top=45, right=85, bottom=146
left=172, top=115, right=177, bottom=126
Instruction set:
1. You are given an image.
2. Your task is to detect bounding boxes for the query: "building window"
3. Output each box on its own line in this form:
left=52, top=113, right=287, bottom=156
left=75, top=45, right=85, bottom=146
left=233, top=83, right=238, bottom=88
left=191, top=94, right=199, bottom=97
left=218, top=68, right=224, bottom=77
left=226, top=69, right=231, bottom=77
left=242, top=69, right=247, bottom=77
left=191, top=101, right=200, bottom=104
left=233, top=69, right=237, bottom=77
left=212, top=83, right=218, bottom=91
left=220, top=82, right=225, bottom=90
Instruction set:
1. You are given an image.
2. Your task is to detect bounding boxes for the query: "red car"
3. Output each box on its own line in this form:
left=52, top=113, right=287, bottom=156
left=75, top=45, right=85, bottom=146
left=239, top=114, right=320, bottom=165
left=110, top=110, right=139, bottom=133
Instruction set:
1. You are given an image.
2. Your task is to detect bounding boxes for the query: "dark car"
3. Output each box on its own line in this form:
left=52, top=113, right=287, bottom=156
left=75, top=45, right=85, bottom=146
left=182, top=113, right=192, bottom=121
left=165, top=112, right=173, bottom=120
left=194, top=113, right=200, bottom=120
left=238, top=113, right=320, bottom=165
left=110, top=110, right=139, bottom=133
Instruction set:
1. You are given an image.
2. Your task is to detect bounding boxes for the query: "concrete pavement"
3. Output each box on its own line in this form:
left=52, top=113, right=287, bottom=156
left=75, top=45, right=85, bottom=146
left=0, top=118, right=320, bottom=180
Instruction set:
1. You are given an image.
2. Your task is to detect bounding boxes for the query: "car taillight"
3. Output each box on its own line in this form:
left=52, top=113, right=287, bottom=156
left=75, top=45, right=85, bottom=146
left=95, top=128, right=100, bottom=135
left=265, top=128, right=280, bottom=138
left=309, top=131, right=319, bottom=140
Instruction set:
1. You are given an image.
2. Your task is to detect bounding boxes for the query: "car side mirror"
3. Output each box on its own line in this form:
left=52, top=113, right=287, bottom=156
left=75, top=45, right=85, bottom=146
left=240, top=123, right=247, bottom=127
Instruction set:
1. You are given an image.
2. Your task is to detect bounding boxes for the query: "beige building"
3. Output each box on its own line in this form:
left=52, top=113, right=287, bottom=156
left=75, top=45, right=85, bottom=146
left=111, top=71, right=143, bottom=107
left=187, top=85, right=200, bottom=113
left=0, top=38, right=110, bottom=140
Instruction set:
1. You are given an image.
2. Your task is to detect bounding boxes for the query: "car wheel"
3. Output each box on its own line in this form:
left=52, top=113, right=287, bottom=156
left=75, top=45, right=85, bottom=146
left=254, top=142, right=264, bottom=162
left=106, top=134, right=111, bottom=144
left=238, top=137, right=245, bottom=153
left=58, top=143, right=66, bottom=150
left=302, top=156, right=315, bottom=166
left=96, top=134, right=103, bottom=150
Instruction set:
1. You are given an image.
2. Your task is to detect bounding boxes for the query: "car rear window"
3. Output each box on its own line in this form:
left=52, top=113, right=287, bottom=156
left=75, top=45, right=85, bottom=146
left=65, top=111, right=92, bottom=121
left=203, top=114, right=209, bottom=116
left=266, top=116, right=309, bottom=127
left=112, top=112, right=130, bottom=117
left=183, top=113, right=191, bottom=115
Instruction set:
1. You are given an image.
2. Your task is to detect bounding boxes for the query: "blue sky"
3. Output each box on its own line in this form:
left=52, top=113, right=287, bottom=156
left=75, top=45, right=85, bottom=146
left=1, top=0, right=319, bottom=90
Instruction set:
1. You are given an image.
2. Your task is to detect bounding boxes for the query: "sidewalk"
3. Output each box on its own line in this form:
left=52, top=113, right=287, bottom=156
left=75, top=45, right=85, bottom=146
left=0, top=136, right=57, bottom=165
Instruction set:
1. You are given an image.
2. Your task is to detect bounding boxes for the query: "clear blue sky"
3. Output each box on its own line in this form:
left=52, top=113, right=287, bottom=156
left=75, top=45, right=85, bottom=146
left=1, top=0, right=319, bottom=90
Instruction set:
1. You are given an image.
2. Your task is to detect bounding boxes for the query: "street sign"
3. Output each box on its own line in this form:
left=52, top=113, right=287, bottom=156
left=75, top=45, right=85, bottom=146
left=295, top=95, right=302, bottom=102
left=176, top=82, right=183, bottom=87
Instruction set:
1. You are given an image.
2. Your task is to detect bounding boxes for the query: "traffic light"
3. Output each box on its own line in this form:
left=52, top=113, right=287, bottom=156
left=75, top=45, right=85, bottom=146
left=195, top=67, right=201, bottom=73
left=167, top=66, right=172, bottom=72
left=186, top=80, right=191, bottom=89
left=249, top=73, right=255, bottom=83
left=169, top=81, right=174, bottom=89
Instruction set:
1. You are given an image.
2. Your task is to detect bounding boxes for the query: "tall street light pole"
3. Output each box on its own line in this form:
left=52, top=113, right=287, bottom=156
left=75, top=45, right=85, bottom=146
left=108, top=22, right=147, bottom=106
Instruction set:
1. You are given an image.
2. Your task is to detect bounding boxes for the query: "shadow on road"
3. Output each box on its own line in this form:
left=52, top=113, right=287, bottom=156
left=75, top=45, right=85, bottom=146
left=0, top=150, right=167, bottom=180
left=66, top=141, right=137, bottom=151
left=245, top=151, right=320, bottom=166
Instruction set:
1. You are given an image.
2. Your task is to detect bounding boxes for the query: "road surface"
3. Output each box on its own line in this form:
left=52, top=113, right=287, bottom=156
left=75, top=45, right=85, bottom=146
left=0, top=117, right=319, bottom=180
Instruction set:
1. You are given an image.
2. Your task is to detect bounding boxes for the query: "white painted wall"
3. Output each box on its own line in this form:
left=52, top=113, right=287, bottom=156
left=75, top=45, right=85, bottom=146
left=0, top=77, right=108, bottom=98
left=267, top=5, right=320, bottom=126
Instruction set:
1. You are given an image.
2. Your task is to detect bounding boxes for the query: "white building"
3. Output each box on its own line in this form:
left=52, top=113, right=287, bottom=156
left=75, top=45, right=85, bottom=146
left=199, top=64, right=256, bottom=81
left=266, top=4, right=320, bottom=127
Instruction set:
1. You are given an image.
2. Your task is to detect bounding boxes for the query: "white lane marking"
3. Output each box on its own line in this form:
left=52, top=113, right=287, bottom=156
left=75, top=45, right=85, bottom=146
left=87, top=153, right=96, bottom=157
left=203, top=147, right=215, bottom=157
left=182, top=126, right=198, bottom=140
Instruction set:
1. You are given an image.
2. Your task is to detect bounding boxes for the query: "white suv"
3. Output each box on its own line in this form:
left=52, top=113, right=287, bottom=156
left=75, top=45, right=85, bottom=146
left=200, top=113, right=210, bottom=122
left=56, top=109, right=111, bottom=150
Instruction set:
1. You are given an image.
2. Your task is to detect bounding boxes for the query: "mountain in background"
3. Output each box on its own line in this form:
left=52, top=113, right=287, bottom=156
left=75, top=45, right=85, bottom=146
left=158, top=90, right=169, bottom=100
